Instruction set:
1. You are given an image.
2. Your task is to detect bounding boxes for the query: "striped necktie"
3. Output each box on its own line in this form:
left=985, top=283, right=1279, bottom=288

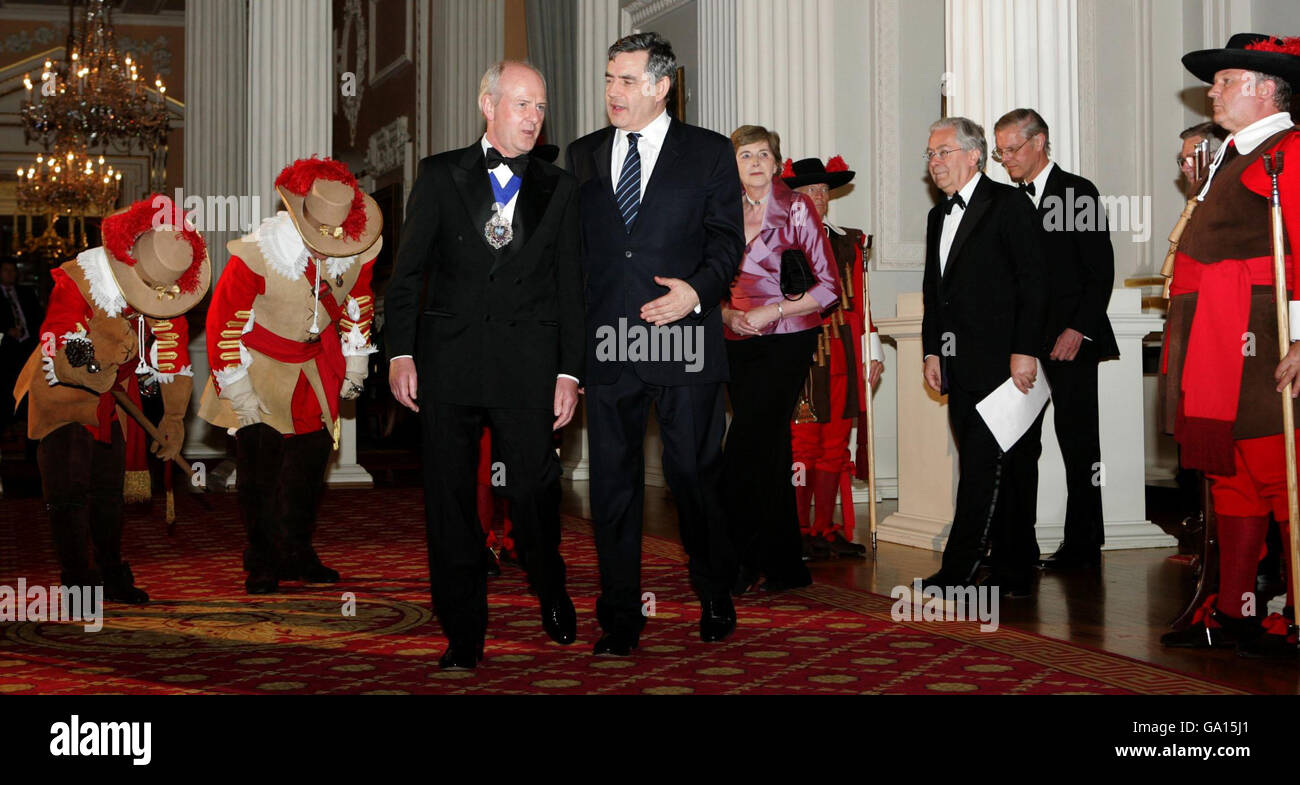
left=615, top=132, right=642, bottom=232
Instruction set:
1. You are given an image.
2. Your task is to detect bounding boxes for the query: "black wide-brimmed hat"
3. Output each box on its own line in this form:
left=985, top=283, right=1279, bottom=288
left=780, top=156, right=856, bottom=190
left=1183, top=33, right=1300, bottom=88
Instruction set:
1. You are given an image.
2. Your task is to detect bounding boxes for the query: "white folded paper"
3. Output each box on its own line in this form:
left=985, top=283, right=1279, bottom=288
left=975, top=359, right=1051, bottom=452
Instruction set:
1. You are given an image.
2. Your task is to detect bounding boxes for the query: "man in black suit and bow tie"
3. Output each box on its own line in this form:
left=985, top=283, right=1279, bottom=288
left=387, top=61, right=584, bottom=670
left=566, top=33, right=745, bottom=655
left=920, top=116, right=1048, bottom=597
left=994, top=108, right=1118, bottom=572
left=0, top=258, right=42, bottom=437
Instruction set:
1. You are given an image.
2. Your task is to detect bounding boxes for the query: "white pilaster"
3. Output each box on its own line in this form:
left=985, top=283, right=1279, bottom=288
left=736, top=0, right=835, bottom=159
left=575, top=0, right=624, bottom=137
left=696, top=0, right=737, bottom=136
left=426, top=0, right=504, bottom=155
left=183, top=0, right=248, bottom=460
left=944, top=0, right=1081, bottom=176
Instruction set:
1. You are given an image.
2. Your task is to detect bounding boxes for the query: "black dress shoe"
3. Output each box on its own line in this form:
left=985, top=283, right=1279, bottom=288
left=438, top=647, right=481, bottom=670
left=484, top=547, right=502, bottom=578
left=759, top=571, right=813, bottom=593
left=699, top=595, right=737, bottom=642
left=540, top=594, right=577, bottom=645
left=1037, top=543, right=1101, bottom=571
left=980, top=571, right=1034, bottom=599
left=801, top=534, right=831, bottom=562
left=245, top=570, right=279, bottom=595
left=592, top=629, right=638, bottom=656
left=919, top=570, right=977, bottom=592
left=102, top=562, right=150, bottom=604
left=826, top=531, right=867, bottom=558
left=732, top=565, right=761, bottom=596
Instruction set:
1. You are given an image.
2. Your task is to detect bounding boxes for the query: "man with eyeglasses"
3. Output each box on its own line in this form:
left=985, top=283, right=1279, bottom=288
left=993, top=108, right=1119, bottom=574
left=1177, top=122, right=1225, bottom=197
left=919, top=117, right=1048, bottom=598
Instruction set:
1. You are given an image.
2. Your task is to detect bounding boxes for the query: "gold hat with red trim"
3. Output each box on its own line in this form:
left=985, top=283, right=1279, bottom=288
left=274, top=156, right=382, bottom=258
left=101, top=194, right=211, bottom=319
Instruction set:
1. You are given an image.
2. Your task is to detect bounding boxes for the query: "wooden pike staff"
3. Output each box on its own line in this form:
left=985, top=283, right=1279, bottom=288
left=111, top=390, right=205, bottom=530
left=1262, top=151, right=1300, bottom=632
left=862, top=235, right=879, bottom=552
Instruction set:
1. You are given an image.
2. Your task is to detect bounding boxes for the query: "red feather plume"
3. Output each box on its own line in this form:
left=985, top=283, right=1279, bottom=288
left=826, top=155, right=849, bottom=173
left=781, top=158, right=796, bottom=179
left=101, top=194, right=207, bottom=295
left=1245, top=36, right=1300, bottom=56
left=274, top=156, right=367, bottom=241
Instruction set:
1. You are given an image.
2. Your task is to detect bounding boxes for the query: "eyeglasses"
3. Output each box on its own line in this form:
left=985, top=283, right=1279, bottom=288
left=923, top=147, right=964, bottom=163
left=1176, top=155, right=1195, bottom=168
left=991, top=138, right=1032, bottom=163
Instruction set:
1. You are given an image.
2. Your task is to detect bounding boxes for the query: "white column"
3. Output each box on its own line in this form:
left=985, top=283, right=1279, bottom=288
left=877, top=290, right=1174, bottom=552
left=427, top=0, right=504, bottom=154
left=736, top=0, right=835, bottom=158
left=697, top=0, right=738, bottom=136
left=944, top=0, right=1080, bottom=177
left=574, top=0, right=623, bottom=137
left=183, top=0, right=248, bottom=461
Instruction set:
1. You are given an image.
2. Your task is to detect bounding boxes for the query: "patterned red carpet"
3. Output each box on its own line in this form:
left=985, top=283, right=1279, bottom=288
left=0, top=487, right=1242, bottom=694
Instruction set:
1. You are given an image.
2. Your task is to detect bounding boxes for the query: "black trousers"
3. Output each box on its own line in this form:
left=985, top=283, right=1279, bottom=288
left=37, top=422, right=125, bottom=583
left=586, top=365, right=733, bottom=635
left=943, top=382, right=1046, bottom=582
left=1042, top=352, right=1105, bottom=549
left=723, top=329, right=819, bottom=583
left=420, top=400, right=565, bottom=651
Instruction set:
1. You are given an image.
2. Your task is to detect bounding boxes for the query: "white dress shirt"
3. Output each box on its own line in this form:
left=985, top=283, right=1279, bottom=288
left=1021, top=160, right=1055, bottom=210
left=483, top=135, right=522, bottom=221
left=610, top=109, right=672, bottom=195
left=939, top=172, right=982, bottom=276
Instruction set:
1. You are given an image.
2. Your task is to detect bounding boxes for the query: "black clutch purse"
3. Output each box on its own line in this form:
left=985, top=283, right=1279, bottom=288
left=780, top=249, right=815, bottom=301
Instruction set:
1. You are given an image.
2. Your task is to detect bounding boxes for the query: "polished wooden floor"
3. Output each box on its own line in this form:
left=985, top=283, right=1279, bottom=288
left=558, top=480, right=1300, bottom=695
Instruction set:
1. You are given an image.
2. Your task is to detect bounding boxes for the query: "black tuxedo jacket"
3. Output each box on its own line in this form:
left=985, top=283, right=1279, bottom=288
left=0, top=283, right=42, bottom=357
left=1033, top=165, right=1119, bottom=358
left=922, top=174, right=1047, bottom=393
left=566, top=118, right=744, bottom=386
left=385, top=143, right=585, bottom=410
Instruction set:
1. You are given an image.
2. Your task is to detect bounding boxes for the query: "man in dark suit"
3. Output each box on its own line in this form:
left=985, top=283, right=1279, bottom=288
left=921, top=117, right=1048, bottom=597
left=994, top=108, right=1118, bottom=571
left=0, top=258, right=42, bottom=437
left=387, top=61, right=585, bottom=670
left=566, top=32, right=744, bottom=655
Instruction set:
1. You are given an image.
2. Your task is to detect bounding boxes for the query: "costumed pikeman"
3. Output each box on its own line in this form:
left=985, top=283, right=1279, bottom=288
left=782, top=156, right=885, bottom=560
left=200, top=157, right=382, bottom=595
left=1160, top=33, right=1300, bottom=658
left=13, top=194, right=210, bottom=603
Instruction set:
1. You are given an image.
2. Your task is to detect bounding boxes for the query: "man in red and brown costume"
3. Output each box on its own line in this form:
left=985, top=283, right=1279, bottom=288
left=200, top=157, right=382, bottom=594
left=781, top=156, right=884, bottom=560
left=1161, top=34, right=1300, bottom=658
left=14, top=195, right=209, bottom=603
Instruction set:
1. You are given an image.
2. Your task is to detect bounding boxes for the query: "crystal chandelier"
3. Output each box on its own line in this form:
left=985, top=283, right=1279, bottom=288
left=16, top=140, right=122, bottom=217
left=20, top=0, right=170, bottom=155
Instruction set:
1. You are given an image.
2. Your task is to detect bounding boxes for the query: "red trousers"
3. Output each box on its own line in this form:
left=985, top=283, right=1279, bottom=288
left=1207, top=432, right=1295, bottom=617
left=791, top=370, right=853, bottom=473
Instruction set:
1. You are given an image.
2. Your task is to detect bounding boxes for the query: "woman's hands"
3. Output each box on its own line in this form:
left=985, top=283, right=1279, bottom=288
left=723, top=304, right=781, bottom=336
